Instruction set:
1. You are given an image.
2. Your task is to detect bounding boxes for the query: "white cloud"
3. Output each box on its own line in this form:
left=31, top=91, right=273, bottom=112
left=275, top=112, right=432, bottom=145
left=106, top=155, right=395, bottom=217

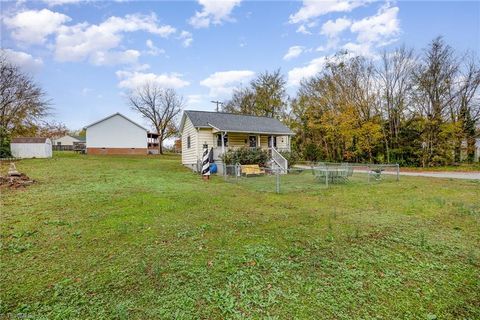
left=54, top=13, right=176, bottom=65
left=200, top=70, right=255, bottom=97
left=90, top=49, right=141, bottom=66
left=43, top=0, right=83, bottom=6
left=1, top=48, right=43, bottom=72
left=342, top=42, right=375, bottom=57
left=189, top=0, right=242, bottom=28
left=320, top=17, right=351, bottom=38
left=178, top=31, right=193, bottom=47
left=283, top=46, right=305, bottom=60
left=116, top=70, right=190, bottom=89
left=296, top=25, right=312, bottom=35
left=350, top=5, right=399, bottom=44
left=187, top=94, right=205, bottom=106
left=287, top=56, right=327, bottom=86
left=3, top=9, right=71, bottom=44
left=289, top=0, right=370, bottom=24
left=145, top=39, right=165, bottom=56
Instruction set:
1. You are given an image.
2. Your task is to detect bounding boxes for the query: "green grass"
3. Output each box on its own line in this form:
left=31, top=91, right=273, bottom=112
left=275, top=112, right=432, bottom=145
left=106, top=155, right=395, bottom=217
left=1, top=152, right=479, bottom=319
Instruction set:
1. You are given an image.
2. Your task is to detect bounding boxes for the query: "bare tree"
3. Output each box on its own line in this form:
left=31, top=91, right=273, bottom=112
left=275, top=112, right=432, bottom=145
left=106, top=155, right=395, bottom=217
left=456, top=54, right=480, bottom=161
left=128, top=83, right=183, bottom=154
left=377, top=46, right=417, bottom=161
left=222, top=87, right=256, bottom=114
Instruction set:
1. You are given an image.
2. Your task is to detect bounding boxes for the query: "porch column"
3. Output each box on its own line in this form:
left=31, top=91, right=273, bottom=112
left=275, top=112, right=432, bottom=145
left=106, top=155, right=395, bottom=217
left=257, top=135, right=260, bottom=148
left=221, top=131, right=226, bottom=156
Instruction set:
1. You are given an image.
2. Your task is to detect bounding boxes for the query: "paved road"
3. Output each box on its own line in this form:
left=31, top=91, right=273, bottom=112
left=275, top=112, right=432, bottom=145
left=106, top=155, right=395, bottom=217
left=297, top=165, right=480, bottom=180
left=395, top=171, right=480, bottom=180
left=352, top=169, right=480, bottom=180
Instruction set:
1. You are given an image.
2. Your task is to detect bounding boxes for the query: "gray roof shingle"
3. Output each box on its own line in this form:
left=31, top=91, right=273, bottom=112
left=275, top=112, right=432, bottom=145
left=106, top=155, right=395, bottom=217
left=184, top=110, right=294, bottom=135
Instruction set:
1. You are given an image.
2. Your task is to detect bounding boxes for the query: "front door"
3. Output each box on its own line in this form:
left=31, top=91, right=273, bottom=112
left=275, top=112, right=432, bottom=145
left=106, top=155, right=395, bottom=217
left=268, top=136, right=277, bottom=148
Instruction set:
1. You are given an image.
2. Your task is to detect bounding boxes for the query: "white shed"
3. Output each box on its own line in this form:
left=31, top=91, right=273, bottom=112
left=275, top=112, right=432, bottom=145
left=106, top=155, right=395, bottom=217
left=85, top=113, right=148, bottom=155
left=10, top=137, right=53, bottom=158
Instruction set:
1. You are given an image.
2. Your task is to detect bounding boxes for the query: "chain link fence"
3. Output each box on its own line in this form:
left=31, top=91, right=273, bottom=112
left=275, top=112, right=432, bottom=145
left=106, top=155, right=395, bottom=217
left=222, top=162, right=400, bottom=194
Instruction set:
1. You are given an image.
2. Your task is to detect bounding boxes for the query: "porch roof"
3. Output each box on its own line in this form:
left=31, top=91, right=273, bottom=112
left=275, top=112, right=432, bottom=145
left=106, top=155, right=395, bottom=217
left=183, top=110, right=294, bottom=135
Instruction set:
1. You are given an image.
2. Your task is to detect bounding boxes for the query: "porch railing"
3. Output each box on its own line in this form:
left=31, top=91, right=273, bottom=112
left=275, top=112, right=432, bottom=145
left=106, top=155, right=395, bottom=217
left=271, top=147, right=288, bottom=173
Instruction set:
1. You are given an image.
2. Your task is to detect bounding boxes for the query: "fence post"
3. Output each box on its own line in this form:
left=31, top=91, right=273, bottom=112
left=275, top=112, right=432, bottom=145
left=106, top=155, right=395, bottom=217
left=275, top=169, right=280, bottom=193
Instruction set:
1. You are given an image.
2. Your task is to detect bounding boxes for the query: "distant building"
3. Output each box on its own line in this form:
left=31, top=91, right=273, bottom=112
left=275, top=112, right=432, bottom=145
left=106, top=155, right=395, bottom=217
left=10, top=137, right=52, bottom=158
left=84, top=113, right=150, bottom=155
left=52, top=134, right=86, bottom=150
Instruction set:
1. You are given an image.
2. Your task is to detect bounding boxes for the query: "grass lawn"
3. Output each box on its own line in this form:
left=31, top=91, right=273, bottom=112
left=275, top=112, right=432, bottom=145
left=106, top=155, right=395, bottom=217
left=1, top=152, right=479, bottom=319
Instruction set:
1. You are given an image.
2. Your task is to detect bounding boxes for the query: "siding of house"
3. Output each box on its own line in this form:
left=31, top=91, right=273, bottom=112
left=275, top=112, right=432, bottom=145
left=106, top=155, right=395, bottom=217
left=53, top=135, right=81, bottom=146
left=197, top=128, right=215, bottom=159
left=181, top=117, right=198, bottom=165
left=86, top=114, right=147, bottom=154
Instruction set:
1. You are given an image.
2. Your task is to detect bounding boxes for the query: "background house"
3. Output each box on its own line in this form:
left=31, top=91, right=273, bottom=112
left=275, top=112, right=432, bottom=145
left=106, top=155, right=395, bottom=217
left=52, top=134, right=86, bottom=151
left=180, top=110, right=294, bottom=173
left=85, top=113, right=148, bottom=155
left=10, top=137, right=52, bottom=158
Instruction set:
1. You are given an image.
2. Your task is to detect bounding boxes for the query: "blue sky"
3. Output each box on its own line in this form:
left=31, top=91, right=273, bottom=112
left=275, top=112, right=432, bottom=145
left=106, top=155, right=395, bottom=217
left=1, top=0, right=479, bottom=130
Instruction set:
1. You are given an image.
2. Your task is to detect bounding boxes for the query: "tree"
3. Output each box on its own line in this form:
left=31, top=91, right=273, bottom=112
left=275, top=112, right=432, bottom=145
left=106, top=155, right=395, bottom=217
left=413, top=37, right=459, bottom=166
left=223, top=69, right=288, bottom=119
left=376, top=46, right=417, bottom=162
left=0, top=53, right=50, bottom=156
left=251, top=69, right=287, bottom=118
left=456, top=55, right=480, bottom=162
left=222, top=87, right=256, bottom=115
left=128, top=83, right=184, bottom=154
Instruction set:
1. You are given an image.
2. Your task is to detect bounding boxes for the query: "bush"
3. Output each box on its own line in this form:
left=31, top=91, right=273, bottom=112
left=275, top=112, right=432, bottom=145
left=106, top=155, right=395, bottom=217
left=303, top=143, right=322, bottom=162
left=0, top=132, right=11, bottom=158
left=221, top=147, right=269, bottom=166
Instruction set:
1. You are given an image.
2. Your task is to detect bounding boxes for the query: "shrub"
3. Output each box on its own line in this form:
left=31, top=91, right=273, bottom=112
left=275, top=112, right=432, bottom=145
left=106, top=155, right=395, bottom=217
left=221, top=147, right=269, bottom=166
left=303, top=143, right=322, bottom=162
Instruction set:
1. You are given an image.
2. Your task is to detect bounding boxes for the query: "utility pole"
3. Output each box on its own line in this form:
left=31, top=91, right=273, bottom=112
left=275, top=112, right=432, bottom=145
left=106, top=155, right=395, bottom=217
left=211, top=100, right=224, bottom=112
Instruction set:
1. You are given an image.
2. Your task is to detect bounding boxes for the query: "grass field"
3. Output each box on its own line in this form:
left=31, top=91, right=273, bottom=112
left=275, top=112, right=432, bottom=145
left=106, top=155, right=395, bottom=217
left=1, top=152, right=479, bottom=319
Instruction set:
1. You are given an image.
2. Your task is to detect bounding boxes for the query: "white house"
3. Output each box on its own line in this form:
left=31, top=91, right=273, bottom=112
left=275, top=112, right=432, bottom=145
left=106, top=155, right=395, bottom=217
left=10, top=137, right=52, bottom=158
left=179, top=110, right=294, bottom=173
left=84, top=113, right=149, bottom=155
left=52, top=134, right=86, bottom=150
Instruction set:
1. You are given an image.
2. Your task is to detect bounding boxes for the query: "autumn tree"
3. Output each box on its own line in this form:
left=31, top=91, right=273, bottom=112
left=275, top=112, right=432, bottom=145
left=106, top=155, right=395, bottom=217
left=223, top=69, right=288, bottom=119
left=0, top=53, right=50, bottom=156
left=129, top=83, right=184, bottom=154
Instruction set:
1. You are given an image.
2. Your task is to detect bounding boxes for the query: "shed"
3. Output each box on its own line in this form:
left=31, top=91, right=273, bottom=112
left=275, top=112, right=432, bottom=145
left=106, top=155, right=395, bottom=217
left=10, top=137, right=53, bottom=158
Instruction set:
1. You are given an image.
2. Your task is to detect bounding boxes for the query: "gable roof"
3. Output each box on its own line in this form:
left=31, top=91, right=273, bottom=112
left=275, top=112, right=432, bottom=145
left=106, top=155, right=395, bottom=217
left=84, top=112, right=148, bottom=131
left=12, top=137, right=50, bottom=143
left=182, top=110, right=294, bottom=135
left=56, top=134, right=86, bottom=142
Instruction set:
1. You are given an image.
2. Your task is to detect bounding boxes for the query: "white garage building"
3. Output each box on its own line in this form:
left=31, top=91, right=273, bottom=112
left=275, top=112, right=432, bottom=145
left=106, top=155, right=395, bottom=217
left=10, top=137, right=53, bottom=158
left=85, top=113, right=149, bottom=155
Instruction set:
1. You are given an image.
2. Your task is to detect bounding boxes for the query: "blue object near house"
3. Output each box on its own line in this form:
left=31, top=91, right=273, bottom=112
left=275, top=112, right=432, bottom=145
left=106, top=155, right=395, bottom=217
left=210, top=163, right=217, bottom=174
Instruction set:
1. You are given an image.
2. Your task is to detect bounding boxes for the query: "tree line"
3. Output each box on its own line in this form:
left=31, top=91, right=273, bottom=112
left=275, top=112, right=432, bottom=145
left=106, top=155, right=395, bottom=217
left=223, top=37, right=480, bottom=166
left=1, top=37, right=479, bottom=164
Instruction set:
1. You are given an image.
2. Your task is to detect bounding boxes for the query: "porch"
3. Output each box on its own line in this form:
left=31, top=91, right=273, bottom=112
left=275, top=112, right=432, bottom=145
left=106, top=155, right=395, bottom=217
left=210, top=132, right=291, bottom=161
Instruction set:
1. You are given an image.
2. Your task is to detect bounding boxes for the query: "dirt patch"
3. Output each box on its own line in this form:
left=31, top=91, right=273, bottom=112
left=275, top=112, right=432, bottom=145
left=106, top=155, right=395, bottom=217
left=0, top=173, right=35, bottom=189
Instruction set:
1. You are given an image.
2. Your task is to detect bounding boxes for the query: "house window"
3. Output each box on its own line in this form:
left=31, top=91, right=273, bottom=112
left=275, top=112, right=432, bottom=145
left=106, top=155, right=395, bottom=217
left=268, top=136, right=277, bottom=148
left=57, top=142, right=61, bottom=146
left=248, top=136, right=257, bottom=148
left=216, top=133, right=228, bottom=147
left=187, top=136, right=191, bottom=149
